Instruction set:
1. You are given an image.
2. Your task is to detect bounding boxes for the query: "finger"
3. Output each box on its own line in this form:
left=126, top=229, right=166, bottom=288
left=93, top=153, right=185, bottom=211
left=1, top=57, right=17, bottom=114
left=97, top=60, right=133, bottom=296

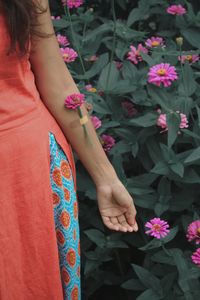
left=111, top=216, right=128, bottom=232
left=125, top=204, right=137, bottom=226
left=102, top=216, right=119, bottom=231
left=117, top=215, right=134, bottom=232
left=110, top=217, right=119, bottom=225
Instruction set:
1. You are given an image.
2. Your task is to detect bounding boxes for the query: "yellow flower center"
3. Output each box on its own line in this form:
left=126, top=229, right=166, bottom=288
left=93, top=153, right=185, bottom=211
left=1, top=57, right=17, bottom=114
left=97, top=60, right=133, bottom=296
left=152, top=41, right=160, bottom=47
left=89, top=87, right=97, bottom=93
left=157, top=68, right=167, bottom=76
left=63, top=53, right=69, bottom=59
left=197, top=228, right=200, bottom=234
left=186, top=55, right=193, bottom=62
left=153, top=224, right=161, bottom=232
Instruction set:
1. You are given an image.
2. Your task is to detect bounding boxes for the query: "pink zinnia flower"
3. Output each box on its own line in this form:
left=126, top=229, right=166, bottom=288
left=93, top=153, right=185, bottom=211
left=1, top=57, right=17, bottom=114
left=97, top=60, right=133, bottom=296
left=148, top=63, right=178, bottom=87
left=145, top=218, right=170, bottom=239
left=145, top=37, right=164, bottom=48
left=60, top=47, right=78, bottom=63
left=167, top=5, right=186, bottom=15
left=127, top=44, right=148, bottom=65
left=90, top=116, right=102, bottom=129
left=122, top=101, right=138, bottom=117
left=85, top=84, right=97, bottom=93
left=157, top=111, right=189, bottom=131
left=101, top=134, right=115, bottom=152
left=178, top=54, right=199, bottom=64
left=191, top=248, right=200, bottom=267
left=85, top=55, right=98, bottom=62
left=51, top=16, right=61, bottom=20
left=64, top=93, right=85, bottom=109
left=187, top=220, right=200, bottom=245
left=57, top=34, right=70, bottom=47
left=62, top=0, right=83, bottom=8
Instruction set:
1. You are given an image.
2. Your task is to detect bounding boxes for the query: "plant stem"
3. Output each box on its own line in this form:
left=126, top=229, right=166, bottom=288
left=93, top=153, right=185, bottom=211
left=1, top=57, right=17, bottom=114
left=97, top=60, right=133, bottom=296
left=64, top=6, right=87, bottom=77
left=77, top=108, right=93, bottom=146
left=161, top=242, right=172, bottom=257
left=105, top=0, right=117, bottom=92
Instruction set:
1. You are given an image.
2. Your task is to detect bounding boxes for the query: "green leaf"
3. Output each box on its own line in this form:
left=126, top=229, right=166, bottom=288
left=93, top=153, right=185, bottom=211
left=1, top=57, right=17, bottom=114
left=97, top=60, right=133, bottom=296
left=170, top=162, right=184, bottom=177
left=75, top=53, right=109, bottom=80
left=179, top=62, right=196, bottom=96
left=181, top=28, right=200, bottom=48
left=84, top=229, right=106, bottom=247
left=131, top=264, right=163, bottom=295
left=184, top=147, right=200, bottom=164
left=136, top=289, right=162, bottom=300
left=98, top=62, right=120, bottom=91
left=151, top=161, right=169, bottom=175
left=92, top=95, right=112, bottom=114
left=167, top=113, right=180, bottom=148
left=128, top=113, right=157, bottom=127
left=121, top=278, right=145, bottom=291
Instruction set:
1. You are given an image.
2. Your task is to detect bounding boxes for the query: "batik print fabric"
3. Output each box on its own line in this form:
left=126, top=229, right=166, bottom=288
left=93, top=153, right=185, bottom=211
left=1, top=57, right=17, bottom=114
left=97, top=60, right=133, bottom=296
left=49, top=132, right=81, bottom=300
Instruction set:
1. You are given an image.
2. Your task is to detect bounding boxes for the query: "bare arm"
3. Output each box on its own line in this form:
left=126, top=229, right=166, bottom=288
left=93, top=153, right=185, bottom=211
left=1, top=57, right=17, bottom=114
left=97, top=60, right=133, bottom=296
left=30, top=0, right=138, bottom=232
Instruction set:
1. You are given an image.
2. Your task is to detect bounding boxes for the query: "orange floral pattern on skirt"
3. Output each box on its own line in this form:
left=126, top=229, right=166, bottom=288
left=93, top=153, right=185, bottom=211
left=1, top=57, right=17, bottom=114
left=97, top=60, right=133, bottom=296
left=49, top=132, right=81, bottom=300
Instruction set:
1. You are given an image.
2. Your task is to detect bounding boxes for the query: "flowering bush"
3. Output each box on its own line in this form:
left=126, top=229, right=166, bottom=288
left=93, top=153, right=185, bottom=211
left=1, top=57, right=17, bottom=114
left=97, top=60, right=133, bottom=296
left=51, top=0, right=200, bottom=299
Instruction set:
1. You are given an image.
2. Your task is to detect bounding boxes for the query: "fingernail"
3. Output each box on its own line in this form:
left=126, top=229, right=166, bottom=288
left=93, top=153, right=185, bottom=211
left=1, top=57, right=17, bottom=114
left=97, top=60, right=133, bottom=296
left=133, top=222, right=138, bottom=231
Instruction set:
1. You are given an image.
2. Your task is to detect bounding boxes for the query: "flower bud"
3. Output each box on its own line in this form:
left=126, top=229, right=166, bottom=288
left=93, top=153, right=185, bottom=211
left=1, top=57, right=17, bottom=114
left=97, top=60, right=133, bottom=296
left=176, top=37, right=183, bottom=46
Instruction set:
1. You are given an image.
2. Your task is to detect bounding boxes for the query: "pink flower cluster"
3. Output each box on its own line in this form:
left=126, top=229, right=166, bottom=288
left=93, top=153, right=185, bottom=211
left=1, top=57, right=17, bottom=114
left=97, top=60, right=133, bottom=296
left=62, top=0, right=83, bottom=8
left=101, top=134, right=115, bottom=152
left=122, top=101, right=138, bottom=118
left=51, top=16, right=61, bottom=20
left=186, top=220, right=200, bottom=266
left=127, top=44, right=148, bottom=65
left=167, top=4, right=186, bottom=15
left=148, top=63, right=178, bottom=87
left=157, top=111, right=189, bottom=132
left=64, top=93, right=85, bottom=109
left=191, top=249, right=200, bottom=267
left=60, top=47, right=78, bottom=63
left=145, top=217, right=170, bottom=239
left=85, top=84, right=97, bottom=93
left=178, top=54, right=199, bottom=64
left=57, top=34, right=70, bottom=47
left=145, top=37, right=164, bottom=48
left=187, top=221, right=200, bottom=245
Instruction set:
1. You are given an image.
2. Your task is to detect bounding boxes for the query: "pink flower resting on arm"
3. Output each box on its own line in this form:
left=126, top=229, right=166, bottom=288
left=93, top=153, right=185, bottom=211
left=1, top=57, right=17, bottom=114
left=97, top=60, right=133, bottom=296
left=186, top=220, right=200, bottom=245
left=167, top=5, right=186, bottom=15
left=64, top=93, right=85, bottom=109
left=148, top=63, right=178, bottom=87
left=145, top=218, right=170, bottom=239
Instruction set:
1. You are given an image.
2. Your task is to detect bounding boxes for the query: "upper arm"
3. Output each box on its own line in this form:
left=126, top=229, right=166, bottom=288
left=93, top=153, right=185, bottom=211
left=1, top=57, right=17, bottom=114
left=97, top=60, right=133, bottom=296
left=29, top=0, right=79, bottom=101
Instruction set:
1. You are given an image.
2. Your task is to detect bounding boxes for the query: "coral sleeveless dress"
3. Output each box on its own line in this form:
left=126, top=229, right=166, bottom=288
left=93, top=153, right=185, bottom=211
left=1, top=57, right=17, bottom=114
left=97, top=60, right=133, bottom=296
left=0, top=13, right=80, bottom=300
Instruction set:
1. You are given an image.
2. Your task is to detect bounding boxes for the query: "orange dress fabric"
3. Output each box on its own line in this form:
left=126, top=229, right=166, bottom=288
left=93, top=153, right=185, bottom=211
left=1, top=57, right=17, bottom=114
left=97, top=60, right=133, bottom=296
left=0, top=14, right=76, bottom=299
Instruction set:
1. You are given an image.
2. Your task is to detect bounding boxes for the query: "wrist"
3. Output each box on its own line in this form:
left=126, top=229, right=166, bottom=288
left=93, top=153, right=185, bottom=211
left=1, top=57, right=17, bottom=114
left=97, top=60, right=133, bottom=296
left=91, top=163, right=119, bottom=187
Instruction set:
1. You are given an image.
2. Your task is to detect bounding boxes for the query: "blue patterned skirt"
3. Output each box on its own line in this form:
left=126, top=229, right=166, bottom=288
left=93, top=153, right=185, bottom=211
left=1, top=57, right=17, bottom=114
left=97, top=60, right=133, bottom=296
left=49, top=132, right=81, bottom=300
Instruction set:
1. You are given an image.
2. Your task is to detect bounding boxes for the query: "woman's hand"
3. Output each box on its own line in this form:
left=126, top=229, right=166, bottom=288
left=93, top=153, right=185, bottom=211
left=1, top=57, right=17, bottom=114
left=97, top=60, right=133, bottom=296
left=96, top=178, right=138, bottom=232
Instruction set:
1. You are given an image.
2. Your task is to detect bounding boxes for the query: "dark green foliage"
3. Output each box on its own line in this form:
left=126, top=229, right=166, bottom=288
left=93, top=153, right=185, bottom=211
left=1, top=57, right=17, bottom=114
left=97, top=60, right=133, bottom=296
left=51, top=1, right=200, bottom=299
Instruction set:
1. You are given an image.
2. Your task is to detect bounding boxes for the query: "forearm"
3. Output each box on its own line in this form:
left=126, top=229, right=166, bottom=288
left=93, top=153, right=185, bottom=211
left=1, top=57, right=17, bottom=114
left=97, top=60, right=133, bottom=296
left=35, top=74, right=117, bottom=186
left=29, top=0, right=117, bottom=186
